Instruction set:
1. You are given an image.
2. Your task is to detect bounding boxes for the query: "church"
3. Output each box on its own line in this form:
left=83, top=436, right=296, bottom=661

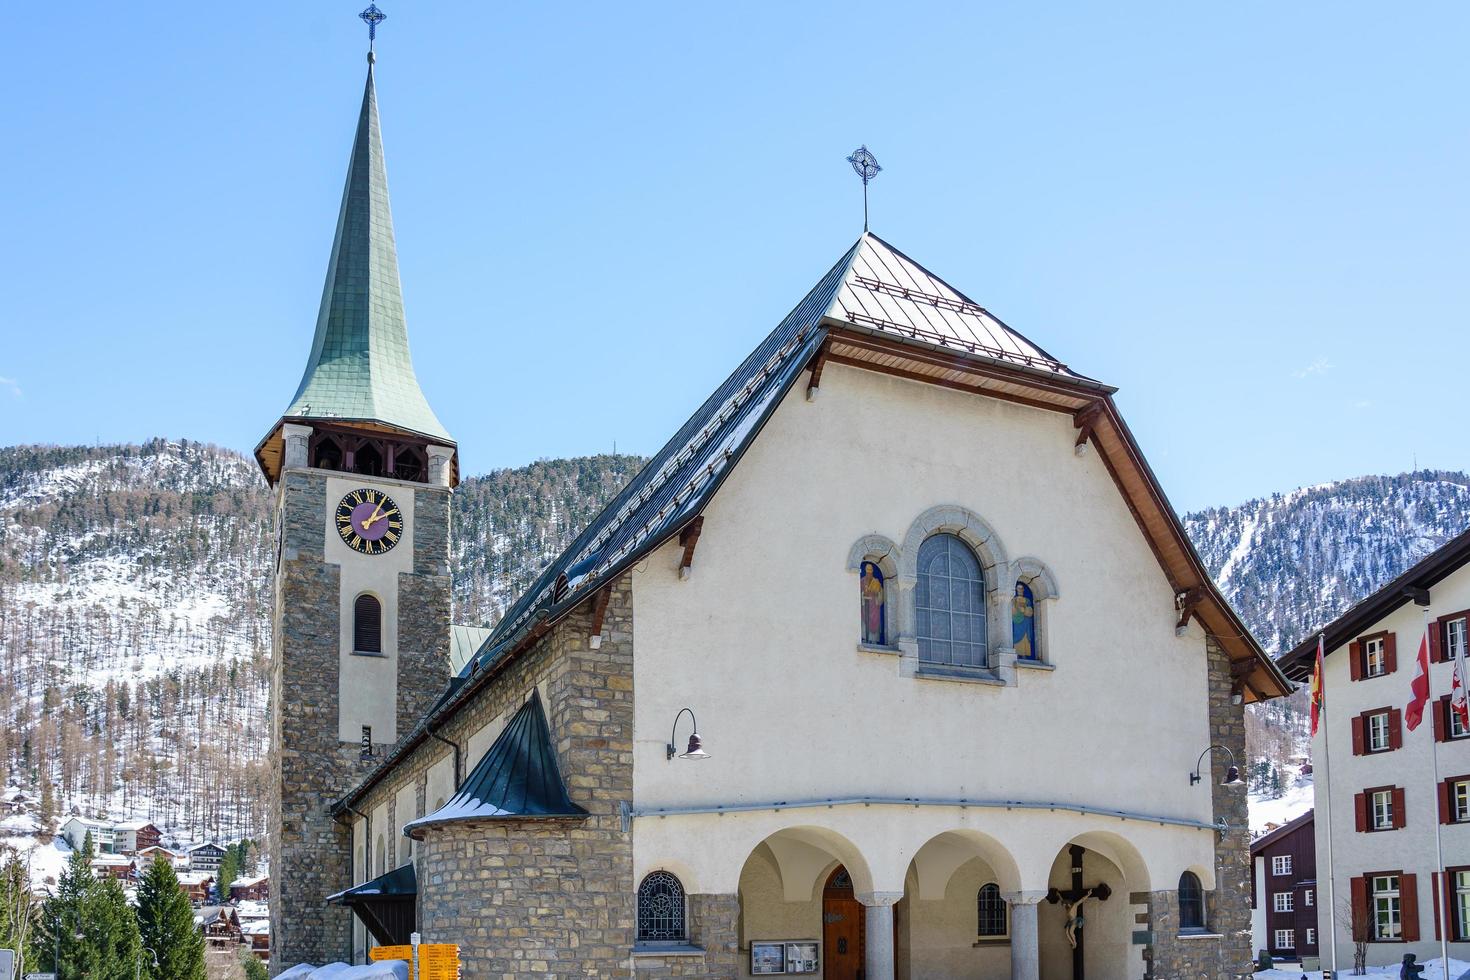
left=256, top=24, right=1292, bottom=980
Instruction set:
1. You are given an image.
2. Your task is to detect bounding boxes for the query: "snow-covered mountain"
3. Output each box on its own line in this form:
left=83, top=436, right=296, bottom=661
left=3, top=441, right=1466, bottom=846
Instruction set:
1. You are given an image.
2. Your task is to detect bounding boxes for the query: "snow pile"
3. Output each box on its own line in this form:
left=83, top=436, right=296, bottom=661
left=276, top=963, right=408, bottom=979
left=1257, top=958, right=1470, bottom=979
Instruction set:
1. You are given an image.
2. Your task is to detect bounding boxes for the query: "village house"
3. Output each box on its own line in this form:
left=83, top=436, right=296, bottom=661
left=198, top=905, right=244, bottom=946
left=1249, top=810, right=1318, bottom=964
left=177, top=870, right=217, bottom=906
left=230, top=873, right=270, bottom=902
left=136, top=845, right=182, bottom=867
left=1279, top=528, right=1470, bottom=969
left=89, top=853, right=137, bottom=881
left=187, top=841, right=227, bottom=873
left=260, top=41, right=1292, bottom=980
left=113, top=819, right=161, bottom=854
left=59, top=816, right=117, bottom=854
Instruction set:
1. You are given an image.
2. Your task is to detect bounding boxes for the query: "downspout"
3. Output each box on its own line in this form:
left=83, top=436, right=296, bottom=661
left=427, top=719, right=462, bottom=788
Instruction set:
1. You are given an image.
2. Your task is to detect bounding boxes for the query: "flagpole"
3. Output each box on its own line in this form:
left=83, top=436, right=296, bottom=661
left=1317, top=633, right=1340, bottom=977
left=1424, top=608, right=1451, bottom=978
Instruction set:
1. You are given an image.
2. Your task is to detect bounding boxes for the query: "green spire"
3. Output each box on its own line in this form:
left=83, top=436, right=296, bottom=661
left=282, top=60, right=452, bottom=444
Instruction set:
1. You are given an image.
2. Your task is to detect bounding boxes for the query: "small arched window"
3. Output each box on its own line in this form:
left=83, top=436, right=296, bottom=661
left=977, top=882, right=1007, bottom=937
left=636, top=871, right=687, bottom=943
left=354, top=594, right=382, bottom=654
left=1178, top=871, right=1205, bottom=931
left=1012, top=581, right=1038, bottom=660
left=916, top=533, right=987, bottom=668
left=860, top=560, right=887, bottom=646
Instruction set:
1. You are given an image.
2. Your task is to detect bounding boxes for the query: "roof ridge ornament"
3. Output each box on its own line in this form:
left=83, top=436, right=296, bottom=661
left=360, top=3, right=386, bottom=59
left=846, top=145, right=882, bottom=232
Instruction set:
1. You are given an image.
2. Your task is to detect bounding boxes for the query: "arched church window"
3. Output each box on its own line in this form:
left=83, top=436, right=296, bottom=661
left=977, top=882, right=1007, bottom=937
left=354, top=594, right=382, bottom=654
left=355, top=442, right=384, bottom=477
left=374, top=835, right=386, bottom=877
left=1012, top=581, right=1038, bottom=660
left=315, top=437, right=343, bottom=471
left=636, top=871, right=687, bottom=943
left=1178, top=871, right=1205, bottom=931
left=393, top=446, right=425, bottom=482
left=916, top=533, right=987, bottom=668
left=859, top=560, right=887, bottom=646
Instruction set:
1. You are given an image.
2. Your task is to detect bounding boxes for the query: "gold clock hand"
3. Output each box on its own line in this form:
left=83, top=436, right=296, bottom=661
left=361, top=501, right=387, bottom=529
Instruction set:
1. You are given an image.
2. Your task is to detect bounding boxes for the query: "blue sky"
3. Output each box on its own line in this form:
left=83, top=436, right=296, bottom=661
left=2, top=2, right=1466, bottom=512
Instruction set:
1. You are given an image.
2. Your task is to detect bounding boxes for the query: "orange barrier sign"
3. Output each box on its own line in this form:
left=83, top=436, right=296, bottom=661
left=368, top=943, right=462, bottom=979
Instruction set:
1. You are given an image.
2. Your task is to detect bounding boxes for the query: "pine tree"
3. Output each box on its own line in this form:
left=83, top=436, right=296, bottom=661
left=135, top=857, right=205, bottom=980
left=38, top=831, right=94, bottom=978
left=37, top=779, right=56, bottom=841
left=217, top=844, right=239, bottom=899
left=77, top=877, right=140, bottom=980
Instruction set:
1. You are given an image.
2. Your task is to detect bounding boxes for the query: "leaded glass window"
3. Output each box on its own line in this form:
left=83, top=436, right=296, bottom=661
left=916, top=534, right=987, bottom=668
left=977, top=882, right=1007, bottom=937
left=637, top=871, right=687, bottom=942
left=1178, top=872, right=1205, bottom=930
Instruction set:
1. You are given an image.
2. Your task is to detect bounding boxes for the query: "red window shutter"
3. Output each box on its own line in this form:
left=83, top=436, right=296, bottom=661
left=1389, top=708, right=1403, bottom=750
left=1402, top=873, right=1420, bottom=942
left=1351, top=876, right=1369, bottom=942
left=1435, top=872, right=1443, bottom=940
left=1350, top=640, right=1364, bottom=680
left=1393, top=786, right=1407, bottom=828
left=1435, top=696, right=1448, bottom=742
left=1441, top=780, right=1453, bottom=824
left=1352, top=715, right=1366, bottom=755
left=1432, top=622, right=1445, bottom=663
left=1385, top=632, right=1398, bottom=674
left=1355, top=791, right=1368, bottom=832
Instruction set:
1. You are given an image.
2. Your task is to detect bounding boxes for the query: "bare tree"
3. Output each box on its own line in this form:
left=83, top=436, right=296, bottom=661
left=1335, top=893, right=1369, bottom=976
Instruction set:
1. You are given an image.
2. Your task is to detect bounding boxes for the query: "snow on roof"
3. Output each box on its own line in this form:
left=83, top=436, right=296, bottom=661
left=113, top=819, right=155, bottom=831
left=91, top=853, right=135, bottom=866
left=231, top=873, right=268, bottom=887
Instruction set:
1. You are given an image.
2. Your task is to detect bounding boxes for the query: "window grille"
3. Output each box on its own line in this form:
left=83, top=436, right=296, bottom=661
left=637, top=871, right=687, bottom=942
left=916, top=533, right=987, bottom=668
left=354, top=594, right=382, bottom=653
left=1274, top=928, right=1295, bottom=950
left=1273, top=892, right=1294, bottom=913
left=1178, top=872, right=1205, bottom=930
left=1272, top=855, right=1292, bottom=876
left=977, top=883, right=1007, bottom=937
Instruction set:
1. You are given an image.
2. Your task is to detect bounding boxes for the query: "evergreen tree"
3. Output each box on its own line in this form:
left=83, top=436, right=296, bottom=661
left=135, top=857, right=205, bottom=980
left=217, top=844, right=239, bottom=899
left=37, top=831, right=94, bottom=979
left=37, top=779, right=56, bottom=841
left=240, top=950, right=269, bottom=980
left=77, top=877, right=140, bottom=980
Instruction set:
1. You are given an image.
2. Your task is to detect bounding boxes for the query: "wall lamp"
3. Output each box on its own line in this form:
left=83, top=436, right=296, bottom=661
left=1189, top=744, right=1243, bottom=786
left=666, top=707, right=710, bottom=761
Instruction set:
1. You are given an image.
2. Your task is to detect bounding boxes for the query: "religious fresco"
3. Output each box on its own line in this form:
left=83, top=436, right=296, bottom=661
left=1012, top=581, right=1037, bottom=660
left=860, top=561, right=886, bottom=646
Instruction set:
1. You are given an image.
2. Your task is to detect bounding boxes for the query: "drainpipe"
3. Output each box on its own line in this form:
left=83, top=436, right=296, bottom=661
left=426, top=720, right=462, bottom=788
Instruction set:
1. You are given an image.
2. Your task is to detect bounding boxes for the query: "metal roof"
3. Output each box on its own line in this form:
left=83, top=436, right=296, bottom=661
left=275, top=62, right=452, bottom=444
left=403, top=689, right=586, bottom=839
left=449, top=624, right=492, bottom=675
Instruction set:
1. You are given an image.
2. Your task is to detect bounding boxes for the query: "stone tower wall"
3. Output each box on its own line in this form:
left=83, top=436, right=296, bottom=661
left=269, top=468, right=452, bottom=973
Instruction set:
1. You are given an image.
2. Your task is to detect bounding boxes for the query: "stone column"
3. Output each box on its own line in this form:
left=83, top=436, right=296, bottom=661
left=858, top=891, right=902, bottom=980
left=427, top=444, right=455, bottom=487
left=1004, top=891, right=1047, bottom=980
left=282, top=422, right=312, bottom=470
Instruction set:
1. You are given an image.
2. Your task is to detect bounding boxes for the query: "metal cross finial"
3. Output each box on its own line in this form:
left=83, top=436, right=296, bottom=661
left=846, top=145, right=882, bottom=232
left=359, top=4, right=387, bottom=51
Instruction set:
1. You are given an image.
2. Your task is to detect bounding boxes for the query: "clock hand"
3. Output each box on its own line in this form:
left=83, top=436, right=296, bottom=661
left=360, top=501, right=387, bottom=529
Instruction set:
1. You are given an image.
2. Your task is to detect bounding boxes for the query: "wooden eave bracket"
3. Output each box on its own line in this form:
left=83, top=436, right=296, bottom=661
left=588, top=585, right=612, bottom=650
left=678, top=516, right=705, bottom=581
left=1073, top=403, right=1102, bottom=456
left=1229, top=657, right=1262, bottom=704
left=1174, top=587, right=1205, bottom=635
left=806, top=343, right=830, bottom=401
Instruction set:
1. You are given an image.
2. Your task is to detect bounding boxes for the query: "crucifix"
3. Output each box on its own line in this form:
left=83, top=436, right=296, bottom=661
left=1046, top=844, right=1112, bottom=980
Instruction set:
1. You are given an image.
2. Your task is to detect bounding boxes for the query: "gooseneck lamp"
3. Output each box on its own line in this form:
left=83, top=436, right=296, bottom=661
left=1189, top=744, right=1243, bottom=786
left=667, top=707, right=710, bottom=761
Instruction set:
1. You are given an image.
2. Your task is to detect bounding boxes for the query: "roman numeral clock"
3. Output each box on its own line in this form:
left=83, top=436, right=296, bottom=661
left=335, top=488, right=403, bottom=555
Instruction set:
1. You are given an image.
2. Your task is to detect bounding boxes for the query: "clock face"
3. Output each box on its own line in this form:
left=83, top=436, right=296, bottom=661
left=335, top=488, right=402, bottom=555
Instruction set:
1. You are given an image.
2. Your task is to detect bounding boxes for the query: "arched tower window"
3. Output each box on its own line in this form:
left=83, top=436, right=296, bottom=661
left=977, top=882, right=1007, bottom=937
left=1178, top=871, right=1205, bottom=931
left=314, top=437, right=343, bottom=471
left=636, top=871, right=687, bottom=943
left=1012, top=581, right=1038, bottom=660
left=354, top=594, right=382, bottom=654
left=355, top=442, right=384, bottom=477
left=860, top=560, right=887, bottom=647
left=916, top=533, right=987, bottom=668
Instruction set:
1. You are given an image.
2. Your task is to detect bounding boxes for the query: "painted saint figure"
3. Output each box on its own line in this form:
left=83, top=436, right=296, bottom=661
left=1012, top=581, right=1036, bottom=660
left=860, top=561, right=886, bottom=646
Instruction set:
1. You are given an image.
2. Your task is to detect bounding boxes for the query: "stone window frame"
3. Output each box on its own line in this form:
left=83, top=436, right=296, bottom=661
left=635, top=869, right=690, bottom=945
left=1177, top=870, right=1207, bottom=933
left=847, top=534, right=900, bottom=653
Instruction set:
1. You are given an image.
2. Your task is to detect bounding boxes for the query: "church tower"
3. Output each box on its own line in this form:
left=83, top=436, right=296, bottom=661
left=255, top=45, right=455, bottom=969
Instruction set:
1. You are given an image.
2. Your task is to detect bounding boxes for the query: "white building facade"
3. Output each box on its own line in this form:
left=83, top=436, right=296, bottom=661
left=1279, top=533, right=1470, bottom=969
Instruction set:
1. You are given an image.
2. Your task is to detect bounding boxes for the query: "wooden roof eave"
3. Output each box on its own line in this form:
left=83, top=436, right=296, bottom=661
left=254, top=417, right=460, bottom=487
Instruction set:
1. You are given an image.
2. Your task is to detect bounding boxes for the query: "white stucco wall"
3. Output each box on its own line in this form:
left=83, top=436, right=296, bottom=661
left=323, top=475, right=418, bottom=744
left=425, top=752, right=455, bottom=814
left=1312, top=560, right=1470, bottom=968
left=394, top=782, right=417, bottom=866
left=629, top=362, right=1224, bottom=961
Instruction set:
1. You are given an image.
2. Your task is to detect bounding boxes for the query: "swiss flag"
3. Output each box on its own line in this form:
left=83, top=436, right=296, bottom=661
left=1406, top=627, right=1432, bottom=731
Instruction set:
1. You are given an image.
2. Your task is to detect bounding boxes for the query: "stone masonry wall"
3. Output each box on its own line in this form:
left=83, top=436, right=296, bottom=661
left=1144, top=636, right=1253, bottom=980
left=269, top=469, right=453, bottom=973
left=351, top=574, right=638, bottom=977
left=632, top=894, right=740, bottom=977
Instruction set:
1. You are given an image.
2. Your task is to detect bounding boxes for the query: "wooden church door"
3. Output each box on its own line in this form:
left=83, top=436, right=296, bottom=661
left=822, top=867, right=865, bottom=979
